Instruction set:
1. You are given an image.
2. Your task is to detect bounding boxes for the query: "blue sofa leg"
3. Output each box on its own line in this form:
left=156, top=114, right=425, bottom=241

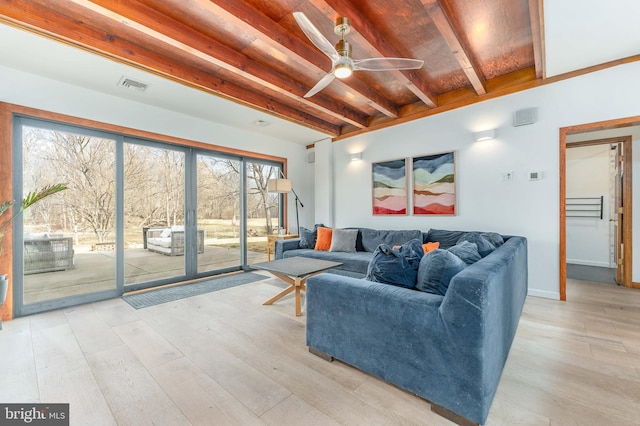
left=309, top=347, right=334, bottom=362
left=431, top=403, right=479, bottom=426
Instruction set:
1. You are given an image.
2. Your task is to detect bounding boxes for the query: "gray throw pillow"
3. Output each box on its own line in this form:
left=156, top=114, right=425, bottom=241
left=415, top=249, right=467, bottom=295
left=329, top=228, right=358, bottom=252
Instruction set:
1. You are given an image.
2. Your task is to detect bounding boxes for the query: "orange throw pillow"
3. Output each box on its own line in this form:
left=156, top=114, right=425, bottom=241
left=422, top=242, right=440, bottom=253
left=314, top=227, right=333, bottom=251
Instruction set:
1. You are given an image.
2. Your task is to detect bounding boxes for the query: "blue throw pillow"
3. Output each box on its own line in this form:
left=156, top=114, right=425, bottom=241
left=365, top=238, right=424, bottom=289
left=456, top=232, right=496, bottom=257
left=448, top=241, right=482, bottom=265
left=416, top=249, right=467, bottom=295
left=298, top=223, right=325, bottom=249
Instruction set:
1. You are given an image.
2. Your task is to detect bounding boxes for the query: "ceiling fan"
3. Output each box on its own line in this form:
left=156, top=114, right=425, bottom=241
left=293, top=12, right=424, bottom=98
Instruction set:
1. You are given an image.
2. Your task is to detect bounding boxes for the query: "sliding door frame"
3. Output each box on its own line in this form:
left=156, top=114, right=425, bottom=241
left=1, top=102, right=288, bottom=319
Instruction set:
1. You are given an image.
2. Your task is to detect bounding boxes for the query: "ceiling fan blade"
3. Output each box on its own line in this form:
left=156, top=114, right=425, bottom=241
left=304, top=72, right=336, bottom=98
left=353, top=58, right=424, bottom=71
left=293, top=12, right=340, bottom=64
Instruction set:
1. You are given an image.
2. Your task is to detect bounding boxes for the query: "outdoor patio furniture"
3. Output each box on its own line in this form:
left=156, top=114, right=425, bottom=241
left=146, top=226, right=205, bottom=256
left=23, top=233, right=74, bottom=274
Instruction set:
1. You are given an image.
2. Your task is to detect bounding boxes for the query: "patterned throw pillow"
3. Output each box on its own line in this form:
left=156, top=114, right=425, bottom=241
left=298, top=223, right=325, bottom=249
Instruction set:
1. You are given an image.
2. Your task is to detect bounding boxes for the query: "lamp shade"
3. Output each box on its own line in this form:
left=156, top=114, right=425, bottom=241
left=267, top=178, right=292, bottom=193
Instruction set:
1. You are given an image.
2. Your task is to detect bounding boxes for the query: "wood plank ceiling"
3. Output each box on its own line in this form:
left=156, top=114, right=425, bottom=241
left=0, top=0, right=543, bottom=140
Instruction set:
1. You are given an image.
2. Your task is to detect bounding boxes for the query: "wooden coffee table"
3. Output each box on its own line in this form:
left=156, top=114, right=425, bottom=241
left=252, top=257, right=342, bottom=316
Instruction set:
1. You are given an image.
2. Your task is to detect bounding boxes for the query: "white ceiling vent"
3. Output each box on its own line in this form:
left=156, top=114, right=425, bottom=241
left=117, top=76, right=149, bottom=92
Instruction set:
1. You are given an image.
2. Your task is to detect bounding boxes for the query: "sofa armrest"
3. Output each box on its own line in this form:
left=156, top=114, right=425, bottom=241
left=438, top=236, right=527, bottom=421
left=146, top=228, right=166, bottom=239
left=274, top=238, right=301, bottom=259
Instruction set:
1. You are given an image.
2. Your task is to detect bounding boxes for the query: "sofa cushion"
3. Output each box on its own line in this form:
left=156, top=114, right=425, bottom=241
left=424, top=228, right=467, bottom=249
left=299, top=223, right=325, bottom=249
left=365, top=238, right=424, bottom=288
left=481, top=232, right=505, bottom=248
left=415, top=249, right=467, bottom=295
left=315, top=227, right=333, bottom=251
left=360, top=228, right=423, bottom=252
left=457, top=232, right=496, bottom=257
left=330, top=228, right=358, bottom=252
left=448, top=241, right=482, bottom=265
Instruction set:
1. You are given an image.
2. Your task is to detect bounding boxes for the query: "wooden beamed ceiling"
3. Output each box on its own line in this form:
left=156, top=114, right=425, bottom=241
left=0, top=0, right=544, bottom=140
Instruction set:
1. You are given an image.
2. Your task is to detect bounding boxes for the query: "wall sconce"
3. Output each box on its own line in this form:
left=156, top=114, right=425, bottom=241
left=350, top=152, right=363, bottom=161
left=473, top=129, right=496, bottom=142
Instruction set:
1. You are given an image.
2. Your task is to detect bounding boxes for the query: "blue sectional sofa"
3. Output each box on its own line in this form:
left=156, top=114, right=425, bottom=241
left=276, top=228, right=528, bottom=425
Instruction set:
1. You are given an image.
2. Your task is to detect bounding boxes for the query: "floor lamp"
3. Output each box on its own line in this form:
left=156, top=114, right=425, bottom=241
left=267, top=175, right=303, bottom=234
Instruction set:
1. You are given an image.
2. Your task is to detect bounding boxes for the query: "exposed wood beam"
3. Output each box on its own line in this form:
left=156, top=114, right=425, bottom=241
left=528, top=0, right=545, bottom=79
left=0, top=3, right=340, bottom=135
left=311, top=0, right=439, bottom=108
left=196, top=0, right=399, bottom=118
left=74, top=0, right=368, bottom=129
left=420, top=0, right=486, bottom=95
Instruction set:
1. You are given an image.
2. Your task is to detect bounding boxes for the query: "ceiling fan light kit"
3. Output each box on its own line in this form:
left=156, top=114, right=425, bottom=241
left=293, top=12, right=424, bottom=97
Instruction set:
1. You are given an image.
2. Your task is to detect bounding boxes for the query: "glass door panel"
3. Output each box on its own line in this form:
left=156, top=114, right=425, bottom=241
left=124, top=144, right=185, bottom=285
left=246, top=162, right=282, bottom=265
left=21, top=125, right=117, bottom=305
left=196, top=155, right=241, bottom=273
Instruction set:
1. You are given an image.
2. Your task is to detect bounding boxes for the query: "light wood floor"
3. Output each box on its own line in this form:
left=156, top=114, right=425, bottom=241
left=1, top=275, right=639, bottom=425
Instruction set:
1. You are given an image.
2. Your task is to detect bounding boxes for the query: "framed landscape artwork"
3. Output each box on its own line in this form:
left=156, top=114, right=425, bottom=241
left=412, top=151, right=456, bottom=215
left=372, top=158, right=408, bottom=215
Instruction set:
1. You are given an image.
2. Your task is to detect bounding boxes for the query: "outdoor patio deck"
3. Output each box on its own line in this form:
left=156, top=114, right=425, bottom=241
left=23, top=244, right=268, bottom=304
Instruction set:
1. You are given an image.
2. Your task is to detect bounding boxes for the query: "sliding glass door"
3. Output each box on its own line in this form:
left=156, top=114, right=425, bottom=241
left=124, top=143, right=186, bottom=285
left=195, top=153, right=241, bottom=274
left=13, top=116, right=284, bottom=315
left=17, top=121, right=119, bottom=314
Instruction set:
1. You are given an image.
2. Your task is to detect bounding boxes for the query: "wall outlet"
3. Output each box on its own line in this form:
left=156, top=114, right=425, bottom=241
left=502, top=171, right=514, bottom=181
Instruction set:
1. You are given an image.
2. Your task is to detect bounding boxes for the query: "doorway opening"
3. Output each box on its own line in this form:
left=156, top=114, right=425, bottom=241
left=565, top=138, right=629, bottom=287
left=560, top=117, right=640, bottom=301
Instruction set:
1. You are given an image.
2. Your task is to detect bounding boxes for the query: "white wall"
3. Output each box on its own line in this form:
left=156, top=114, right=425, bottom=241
left=317, top=61, right=640, bottom=299
left=565, top=145, right=611, bottom=267
left=0, top=64, right=314, bottom=230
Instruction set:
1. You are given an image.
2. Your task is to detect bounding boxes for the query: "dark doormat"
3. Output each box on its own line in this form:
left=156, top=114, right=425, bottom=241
left=566, top=263, right=618, bottom=286
left=122, top=272, right=267, bottom=309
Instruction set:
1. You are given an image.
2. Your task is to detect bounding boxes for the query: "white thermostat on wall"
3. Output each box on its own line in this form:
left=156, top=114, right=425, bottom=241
left=528, top=171, right=543, bottom=181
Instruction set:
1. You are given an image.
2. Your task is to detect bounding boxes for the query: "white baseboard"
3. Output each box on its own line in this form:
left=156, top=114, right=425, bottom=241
left=527, top=289, right=560, bottom=300
left=566, top=259, right=612, bottom=268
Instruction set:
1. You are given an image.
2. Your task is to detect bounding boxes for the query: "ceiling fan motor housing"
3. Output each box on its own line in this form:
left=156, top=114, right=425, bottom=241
left=335, top=39, right=352, bottom=58
left=334, top=17, right=351, bottom=35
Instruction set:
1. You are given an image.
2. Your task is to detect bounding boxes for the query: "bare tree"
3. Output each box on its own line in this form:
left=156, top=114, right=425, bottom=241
left=40, top=131, right=116, bottom=242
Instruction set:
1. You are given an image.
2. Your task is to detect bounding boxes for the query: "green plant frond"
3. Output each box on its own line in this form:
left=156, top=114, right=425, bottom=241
left=0, top=183, right=67, bottom=240
left=0, top=200, right=13, bottom=218
left=20, top=183, right=68, bottom=211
